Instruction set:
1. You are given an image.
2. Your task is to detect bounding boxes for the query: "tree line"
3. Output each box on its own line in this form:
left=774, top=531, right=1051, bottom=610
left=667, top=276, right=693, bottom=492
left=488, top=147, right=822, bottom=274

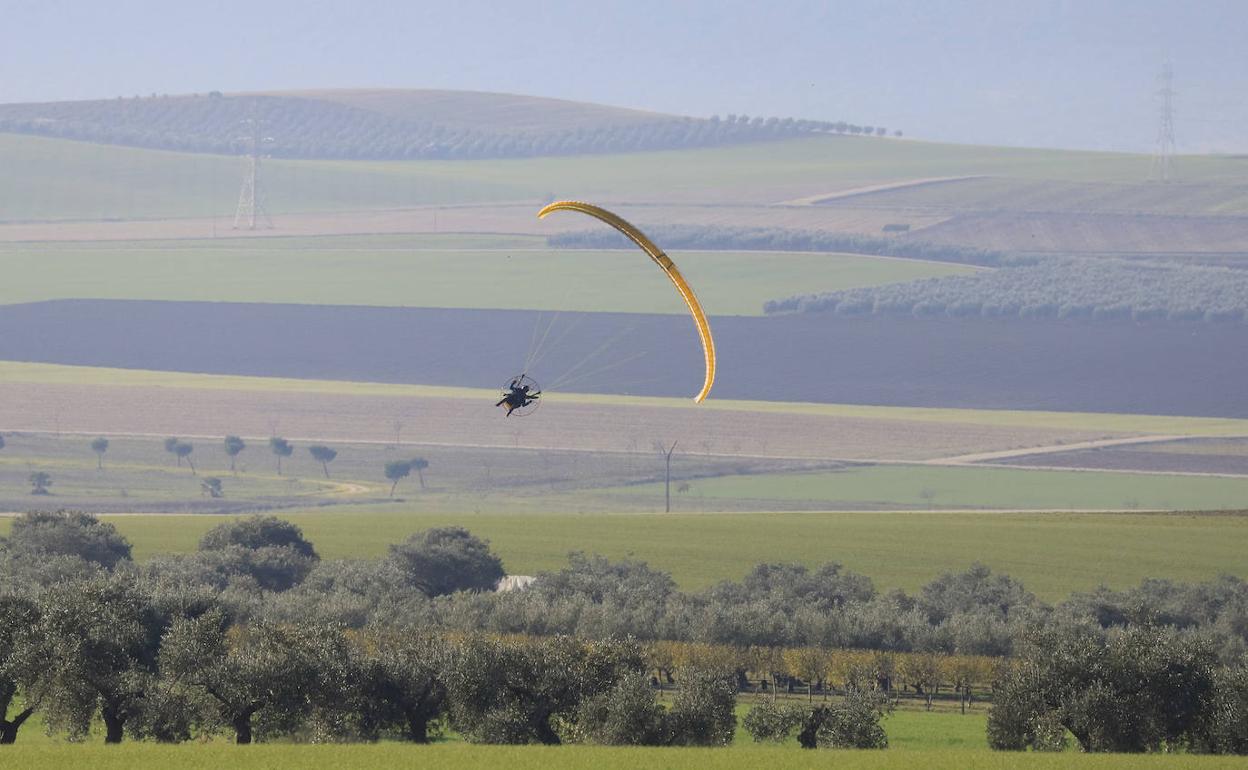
left=0, top=433, right=430, bottom=499
left=4, top=512, right=1247, bottom=659
left=0, top=94, right=897, bottom=161
left=1, top=511, right=1245, bottom=752
left=766, top=257, right=1248, bottom=323
left=549, top=224, right=1008, bottom=266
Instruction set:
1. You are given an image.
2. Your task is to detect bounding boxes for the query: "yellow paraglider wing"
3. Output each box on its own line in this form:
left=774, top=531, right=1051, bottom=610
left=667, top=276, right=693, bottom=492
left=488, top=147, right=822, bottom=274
left=537, top=200, right=716, bottom=403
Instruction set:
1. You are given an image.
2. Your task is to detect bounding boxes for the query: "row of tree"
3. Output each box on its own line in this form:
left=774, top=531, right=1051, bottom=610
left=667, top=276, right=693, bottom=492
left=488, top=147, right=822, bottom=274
left=550, top=224, right=1008, bottom=266
left=766, top=256, right=1248, bottom=323
left=3, top=512, right=1247, bottom=661
left=0, top=95, right=898, bottom=160
left=0, top=434, right=430, bottom=498
left=0, top=590, right=746, bottom=746
left=157, top=435, right=341, bottom=478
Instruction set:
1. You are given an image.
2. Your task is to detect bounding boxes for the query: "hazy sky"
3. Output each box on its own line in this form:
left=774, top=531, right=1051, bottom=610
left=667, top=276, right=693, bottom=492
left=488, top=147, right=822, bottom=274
left=4, top=0, right=1245, bottom=152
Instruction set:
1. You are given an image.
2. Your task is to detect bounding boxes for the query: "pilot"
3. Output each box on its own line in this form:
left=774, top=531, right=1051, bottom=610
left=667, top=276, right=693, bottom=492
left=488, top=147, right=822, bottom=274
left=495, top=378, right=540, bottom=416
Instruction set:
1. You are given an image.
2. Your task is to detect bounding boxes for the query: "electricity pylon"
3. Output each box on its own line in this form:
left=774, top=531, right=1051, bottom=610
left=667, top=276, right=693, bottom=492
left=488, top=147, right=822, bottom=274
left=1149, top=60, right=1177, bottom=183
left=233, top=101, right=274, bottom=229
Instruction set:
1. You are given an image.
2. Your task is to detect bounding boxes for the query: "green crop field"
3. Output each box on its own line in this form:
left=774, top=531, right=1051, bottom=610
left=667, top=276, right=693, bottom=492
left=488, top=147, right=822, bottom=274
left=609, top=464, right=1248, bottom=511
left=3, top=509, right=1244, bottom=600
left=0, top=235, right=973, bottom=315
left=4, top=131, right=1246, bottom=223
left=4, top=743, right=1245, bottom=769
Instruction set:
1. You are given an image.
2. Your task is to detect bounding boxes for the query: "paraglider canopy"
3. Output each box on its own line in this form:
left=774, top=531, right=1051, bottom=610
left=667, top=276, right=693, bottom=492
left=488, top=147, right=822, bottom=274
left=537, top=201, right=716, bottom=403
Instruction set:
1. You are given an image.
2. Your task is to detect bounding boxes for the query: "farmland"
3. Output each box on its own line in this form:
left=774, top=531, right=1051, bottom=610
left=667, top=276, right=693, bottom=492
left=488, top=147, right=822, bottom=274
left=8, top=427, right=1248, bottom=515
left=994, top=438, right=1248, bottom=475
left=608, top=465, right=1248, bottom=511
left=3, top=299, right=1248, bottom=415
left=14, top=743, right=1248, bottom=770
left=0, top=235, right=972, bottom=316
left=2, top=509, right=1245, bottom=600
left=3, top=90, right=1248, bottom=766
left=4, top=130, right=1248, bottom=227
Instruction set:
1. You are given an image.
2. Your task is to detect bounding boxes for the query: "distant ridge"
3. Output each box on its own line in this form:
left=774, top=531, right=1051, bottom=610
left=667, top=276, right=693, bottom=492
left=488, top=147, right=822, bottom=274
left=0, top=88, right=892, bottom=160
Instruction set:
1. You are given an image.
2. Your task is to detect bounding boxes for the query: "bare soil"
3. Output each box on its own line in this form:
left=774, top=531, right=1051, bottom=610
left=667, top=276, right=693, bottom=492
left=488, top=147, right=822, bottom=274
left=991, top=438, right=1248, bottom=475
left=0, top=381, right=1118, bottom=462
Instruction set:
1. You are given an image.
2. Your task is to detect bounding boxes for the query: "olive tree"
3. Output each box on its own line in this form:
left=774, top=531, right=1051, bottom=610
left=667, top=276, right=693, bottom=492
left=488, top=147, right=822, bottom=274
left=447, top=635, right=644, bottom=745
left=5, top=510, right=132, bottom=570
left=988, top=622, right=1218, bottom=753
left=0, top=595, right=40, bottom=743
left=386, top=527, right=504, bottom=597
left=308, top=445, right=338, bottom=478
left=384, top=460, right=410, bottom=497
left=223, top=435, right=246, bottom=473
left=30, top=576, right=162, bottom=743
left=355, top=630, right=448, bottom=743
left=269, top=437, right=293, bottom=475
left=195, top=516, right=320, bottom=592
left=28, top=472, right=51, bottom=496
left=174, top=442, right=195, bottom=474
left=665, top=667, right=738, bottom=746
left=410, top=457, right=429, bottom=489
left=161, top=609, right=331, bottom=743
left=90, top=437, right=109, bottom=470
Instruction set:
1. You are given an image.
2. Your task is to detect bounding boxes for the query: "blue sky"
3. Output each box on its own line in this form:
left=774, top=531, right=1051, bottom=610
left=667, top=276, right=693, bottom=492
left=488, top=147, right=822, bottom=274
left=3, top=0, right=1245, bottom=151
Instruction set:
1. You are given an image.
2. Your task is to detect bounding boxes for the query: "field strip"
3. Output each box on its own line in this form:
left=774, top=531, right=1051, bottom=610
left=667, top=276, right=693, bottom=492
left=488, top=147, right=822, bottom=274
left=3, top=360, right=1247, bottom=436
left=968, top=462, right=1248, bottom=479
left=778, top=176, right=986, bottom=206
left=0, top=427, right=878, bottom=464
left=927, top=434, right=1199, bottom=464
left=10, top=429, right=1248, bottom=494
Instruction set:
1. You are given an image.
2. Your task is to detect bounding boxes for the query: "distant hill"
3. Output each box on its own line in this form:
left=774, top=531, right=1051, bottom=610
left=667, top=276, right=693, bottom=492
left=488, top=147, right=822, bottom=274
left=0, top=89, right=891, bottom=160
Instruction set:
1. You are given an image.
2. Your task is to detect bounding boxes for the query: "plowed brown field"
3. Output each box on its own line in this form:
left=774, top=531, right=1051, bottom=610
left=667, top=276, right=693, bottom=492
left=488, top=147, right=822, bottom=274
left=0, top=381, right=1125, bottom=462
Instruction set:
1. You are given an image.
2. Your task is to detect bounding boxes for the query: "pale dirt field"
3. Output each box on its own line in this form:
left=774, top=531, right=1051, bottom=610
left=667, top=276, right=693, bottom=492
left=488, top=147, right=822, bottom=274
left=0, top=381, right=1127, bottom=462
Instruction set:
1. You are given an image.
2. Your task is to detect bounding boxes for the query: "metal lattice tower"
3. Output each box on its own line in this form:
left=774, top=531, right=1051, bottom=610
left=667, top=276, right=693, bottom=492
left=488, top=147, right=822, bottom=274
left=233, top=102, right=274, bottom=229
left=1150, top=60, right=1177, bottom=183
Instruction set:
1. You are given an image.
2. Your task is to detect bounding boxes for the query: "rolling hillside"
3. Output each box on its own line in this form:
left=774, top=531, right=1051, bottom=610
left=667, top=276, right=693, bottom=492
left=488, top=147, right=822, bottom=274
left=0, top=89, right=871, bottom=160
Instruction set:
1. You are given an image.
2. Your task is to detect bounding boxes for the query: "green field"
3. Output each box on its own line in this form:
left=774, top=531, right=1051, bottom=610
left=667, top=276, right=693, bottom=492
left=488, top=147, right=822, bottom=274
left=612, top=465, right=1248, bottom=511
left=0, top=235, right=973, bottom=315
left=5, top=743, right=1244, bottom=769
left=3, top=509, right=1244, bottom=600
left=4, top=132, right=1246, bottom=223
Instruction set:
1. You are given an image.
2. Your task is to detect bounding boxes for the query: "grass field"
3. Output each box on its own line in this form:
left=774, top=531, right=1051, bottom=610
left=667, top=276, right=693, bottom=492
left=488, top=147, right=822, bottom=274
left=5, top=743, right=1246, bottom=769
left=3, top=509, right=1244, bottom=599
left=4, top=131, right=1247, bottom=223
left=0, top=235, right=973, bottom=316
left=611, top=465, right=1248, bottom=511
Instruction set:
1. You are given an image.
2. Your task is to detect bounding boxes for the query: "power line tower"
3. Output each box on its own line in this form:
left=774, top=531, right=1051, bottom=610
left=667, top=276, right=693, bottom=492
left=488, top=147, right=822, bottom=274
left=233, top=101, right=274, bottom=229
left=1149, top=60, right=1177, bottom=183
